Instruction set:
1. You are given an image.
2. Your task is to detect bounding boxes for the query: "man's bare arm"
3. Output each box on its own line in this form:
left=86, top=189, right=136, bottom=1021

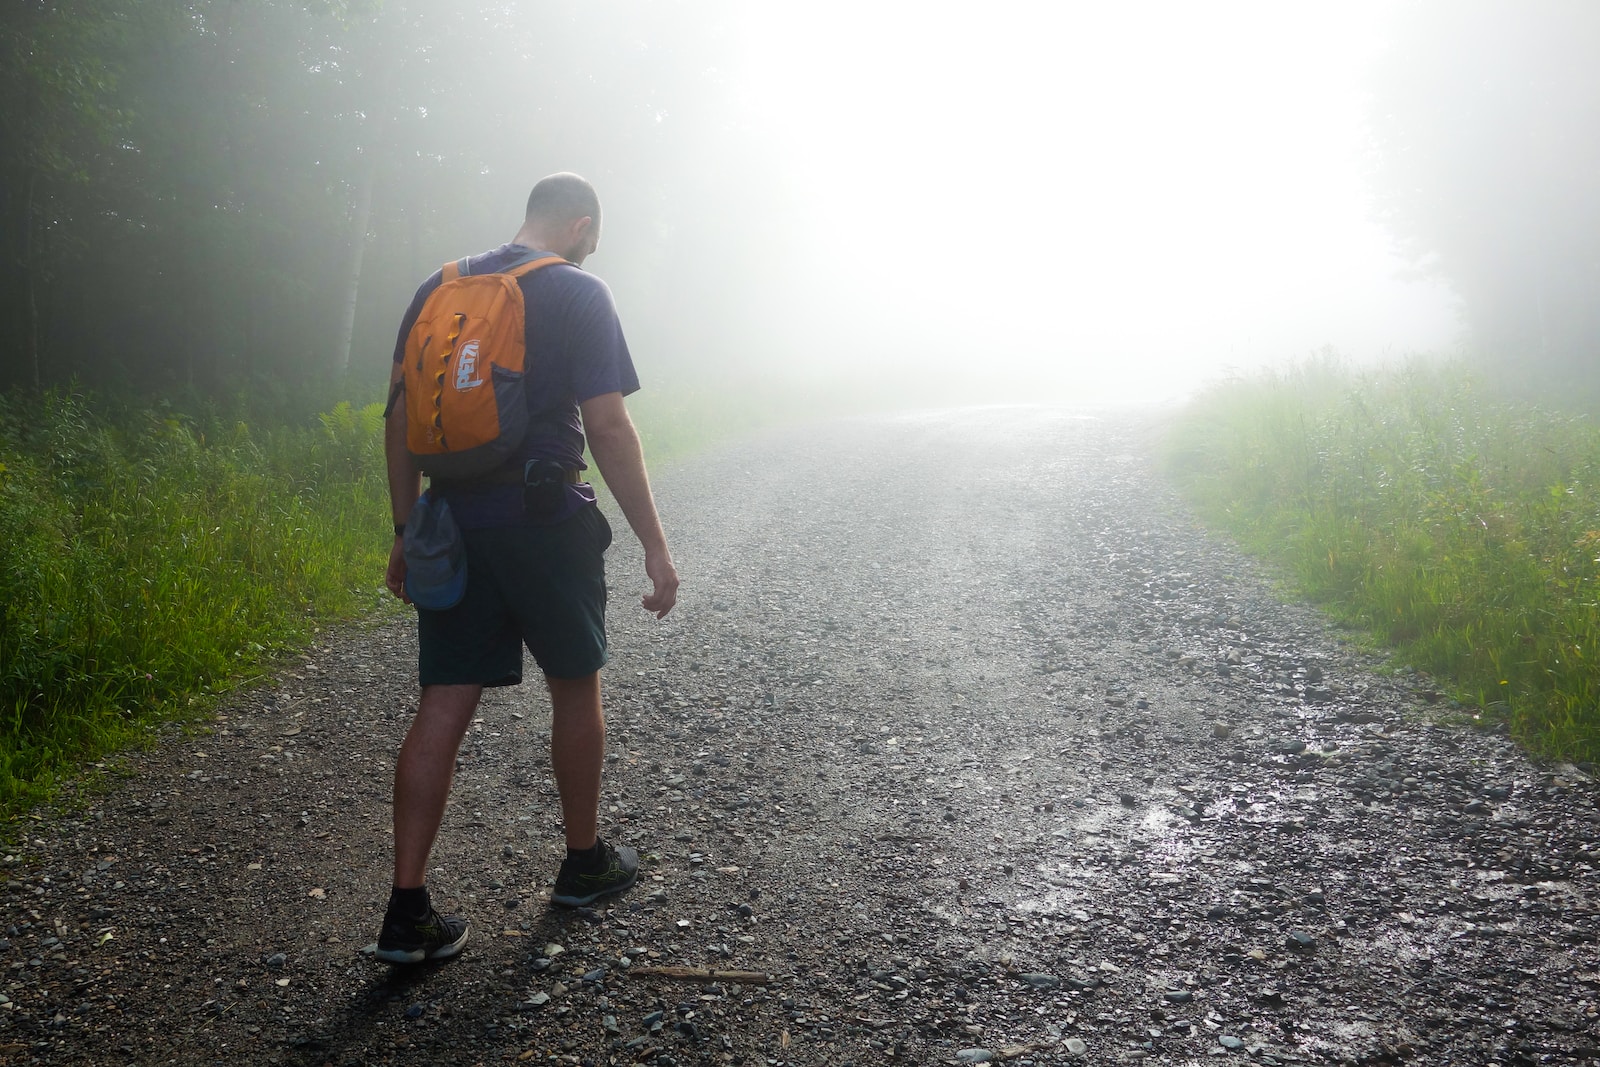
left=384, top=364, right=422, bottom=603
left=580, top=391, right=678, bottom=618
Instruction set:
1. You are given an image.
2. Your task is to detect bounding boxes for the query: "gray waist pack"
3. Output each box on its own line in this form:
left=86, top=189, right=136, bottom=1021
left=402, top=492, right=467, bottom=611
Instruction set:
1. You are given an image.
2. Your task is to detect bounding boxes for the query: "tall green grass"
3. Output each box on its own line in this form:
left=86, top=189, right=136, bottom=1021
left=0, top=392, right=392, bottom=815
left=0, top=379, right=771, bottom=820
left=1162, top=356, right=1600, bottom=763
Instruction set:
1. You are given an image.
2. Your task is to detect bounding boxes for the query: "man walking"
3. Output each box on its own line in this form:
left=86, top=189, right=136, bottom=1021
left=376, top=172, right=678, bottom=964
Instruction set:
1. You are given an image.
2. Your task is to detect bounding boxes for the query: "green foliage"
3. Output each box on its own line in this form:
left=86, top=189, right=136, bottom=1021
left=1163, top=357, right=1600, bottom=762
left=0, top=390, right=390, bottom=814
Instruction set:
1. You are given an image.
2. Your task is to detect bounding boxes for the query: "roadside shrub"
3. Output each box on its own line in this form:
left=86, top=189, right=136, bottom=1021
left=1163, top=357, right=1600, bottom=763
left=0, top=391, right=391, bottom=815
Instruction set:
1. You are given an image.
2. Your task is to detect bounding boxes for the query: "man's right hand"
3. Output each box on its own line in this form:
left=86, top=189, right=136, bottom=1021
left=386, top=536, right=412, bottom=604
left=642, top=549, right=679, bottom=619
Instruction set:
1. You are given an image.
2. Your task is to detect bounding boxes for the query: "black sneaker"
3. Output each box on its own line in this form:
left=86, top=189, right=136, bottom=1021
left=552, top=839, right=639, bottom=907
left=374, top=906, right=470, bottom=964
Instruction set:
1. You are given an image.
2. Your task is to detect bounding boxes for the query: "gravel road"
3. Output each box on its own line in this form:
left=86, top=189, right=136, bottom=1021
left=3, top=406, right=1598, bottom=1066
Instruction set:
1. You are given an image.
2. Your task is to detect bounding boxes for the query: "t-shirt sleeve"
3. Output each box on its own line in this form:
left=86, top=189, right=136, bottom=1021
left=561, top=274, right=641, bottom=402
left=385, top=272, right=443, bottom=417
left=392, top=270, right=443, bottom=365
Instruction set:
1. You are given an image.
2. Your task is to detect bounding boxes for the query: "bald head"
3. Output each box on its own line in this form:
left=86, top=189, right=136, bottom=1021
left=515, top=172, right=602, bottom=265
left=525, top=172, right=600, bottom=229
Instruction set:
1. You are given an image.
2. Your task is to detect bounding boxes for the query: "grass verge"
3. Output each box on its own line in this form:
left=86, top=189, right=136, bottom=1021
left=0, top=378, right=771, bottom=822
left=0, top=392, right=393, bottom=819
left=1161, top=356, right=1600, bottom=764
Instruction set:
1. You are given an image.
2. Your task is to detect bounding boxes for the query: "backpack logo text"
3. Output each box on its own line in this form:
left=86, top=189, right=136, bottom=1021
left=455, top=340, right=485, bottom=391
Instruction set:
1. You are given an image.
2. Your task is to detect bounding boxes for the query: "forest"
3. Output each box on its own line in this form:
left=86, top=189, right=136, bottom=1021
left=1, top=0, right=780, bottom=410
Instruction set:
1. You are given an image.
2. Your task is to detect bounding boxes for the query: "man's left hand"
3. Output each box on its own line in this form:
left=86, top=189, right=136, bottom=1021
left=642, top=549, right=678, bottom=619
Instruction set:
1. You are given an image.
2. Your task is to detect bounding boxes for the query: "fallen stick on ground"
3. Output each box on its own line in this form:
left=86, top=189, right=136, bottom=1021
left=627, top=966, right=771, bottom=984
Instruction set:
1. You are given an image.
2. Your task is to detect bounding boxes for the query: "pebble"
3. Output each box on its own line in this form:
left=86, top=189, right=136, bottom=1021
left=1213, top=722, right=1232, bottom=740
left=1163, top=990, right=1193, bottom=1004
left=1220, top=1035, right=1245, bottom=1050
left=1019, top=972, right=1060, bottom=990
left=1064, top=1037, right=1089, bottom=1056
left=1286, top=930, right=1317, bottom=952
left=264, top=952, right=287, bottom=969
left=956, top=1049, right=995, bottom=1064
left=404, top=1003, right=423, bottom=1019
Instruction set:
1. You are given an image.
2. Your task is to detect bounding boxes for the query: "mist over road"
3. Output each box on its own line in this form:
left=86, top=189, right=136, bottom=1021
left=6, top=407, right=1598, bottom=1065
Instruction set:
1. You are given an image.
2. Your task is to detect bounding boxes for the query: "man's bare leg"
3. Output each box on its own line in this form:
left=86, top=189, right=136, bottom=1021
left=393, top=683, right=481, bottom=888
left=547, top=672, right=604, bottom=851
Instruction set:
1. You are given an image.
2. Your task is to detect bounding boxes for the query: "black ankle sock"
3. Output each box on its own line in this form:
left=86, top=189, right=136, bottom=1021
left=389, top=884, right=430, bottom=919
left=566, top=840, right=604, bottom=870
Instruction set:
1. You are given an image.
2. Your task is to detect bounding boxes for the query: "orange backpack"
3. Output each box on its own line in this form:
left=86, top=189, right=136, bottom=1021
left=400, top=252, right=565, bottom=480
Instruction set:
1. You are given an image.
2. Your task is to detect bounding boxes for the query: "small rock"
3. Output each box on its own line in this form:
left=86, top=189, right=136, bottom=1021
left=1286, top=930, right=1317, bottom=953
left=1212, top=722, right=1232, bottom=740
left=1064, top=1037, right=1089, bottom=1056
left=404, top=1003, right=424, bottom=1020
left=956, top=1049, right=995, bottom=1064
left=1163, top=990, right=1193, bottom=1004
left=264, top=953, right=287, bottom=970
left=1119, top=793, right=1138, bottom=808
left=1019, top=973, right=1060, bottom=990
left=1219, top=1035, right=1245, bottom=1050
left=524, top=991, right=550, bottom=1007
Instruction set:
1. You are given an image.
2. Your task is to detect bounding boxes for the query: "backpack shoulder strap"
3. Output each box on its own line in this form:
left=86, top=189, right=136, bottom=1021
left=441, top=257, right=468, bottom=284
left=503, top=254, right=568, bottom=280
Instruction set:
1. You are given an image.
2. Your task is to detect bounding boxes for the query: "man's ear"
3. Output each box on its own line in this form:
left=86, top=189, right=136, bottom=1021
left=566, top=216, right=597, bottom=260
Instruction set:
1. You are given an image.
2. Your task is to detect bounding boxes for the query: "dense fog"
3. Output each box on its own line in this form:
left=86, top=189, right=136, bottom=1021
left=3, top=1, right=1595, bottom=407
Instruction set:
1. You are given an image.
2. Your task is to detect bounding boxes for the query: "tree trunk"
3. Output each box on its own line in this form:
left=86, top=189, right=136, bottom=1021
left=334, top=162, right=376, bottom=377
left=23, top=168, right=39, bottom=393
left=334, top=6, right=408, bottom=377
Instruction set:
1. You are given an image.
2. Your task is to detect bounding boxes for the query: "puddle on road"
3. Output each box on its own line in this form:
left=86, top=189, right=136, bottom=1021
left=1011, top=780, right=1342, bottom=916
left=1013, top=800, right=1205, bottom=916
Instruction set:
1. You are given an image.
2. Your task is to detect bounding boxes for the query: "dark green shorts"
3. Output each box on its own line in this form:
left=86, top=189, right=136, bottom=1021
left=416, top=506, right=612, bottom=685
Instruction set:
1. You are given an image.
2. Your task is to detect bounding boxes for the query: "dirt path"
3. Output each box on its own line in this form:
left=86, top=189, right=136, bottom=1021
left=3, top=407, right=1598, bottom=1066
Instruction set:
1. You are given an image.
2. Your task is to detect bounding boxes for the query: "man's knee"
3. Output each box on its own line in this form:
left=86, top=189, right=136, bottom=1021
left=546, top=672, right=601, bottom=717
left=415, top=683, right=483, bottom=733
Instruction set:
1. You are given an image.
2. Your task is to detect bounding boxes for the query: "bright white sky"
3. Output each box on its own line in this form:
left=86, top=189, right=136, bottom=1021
left=727, top=0, right=1460, bottom=403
